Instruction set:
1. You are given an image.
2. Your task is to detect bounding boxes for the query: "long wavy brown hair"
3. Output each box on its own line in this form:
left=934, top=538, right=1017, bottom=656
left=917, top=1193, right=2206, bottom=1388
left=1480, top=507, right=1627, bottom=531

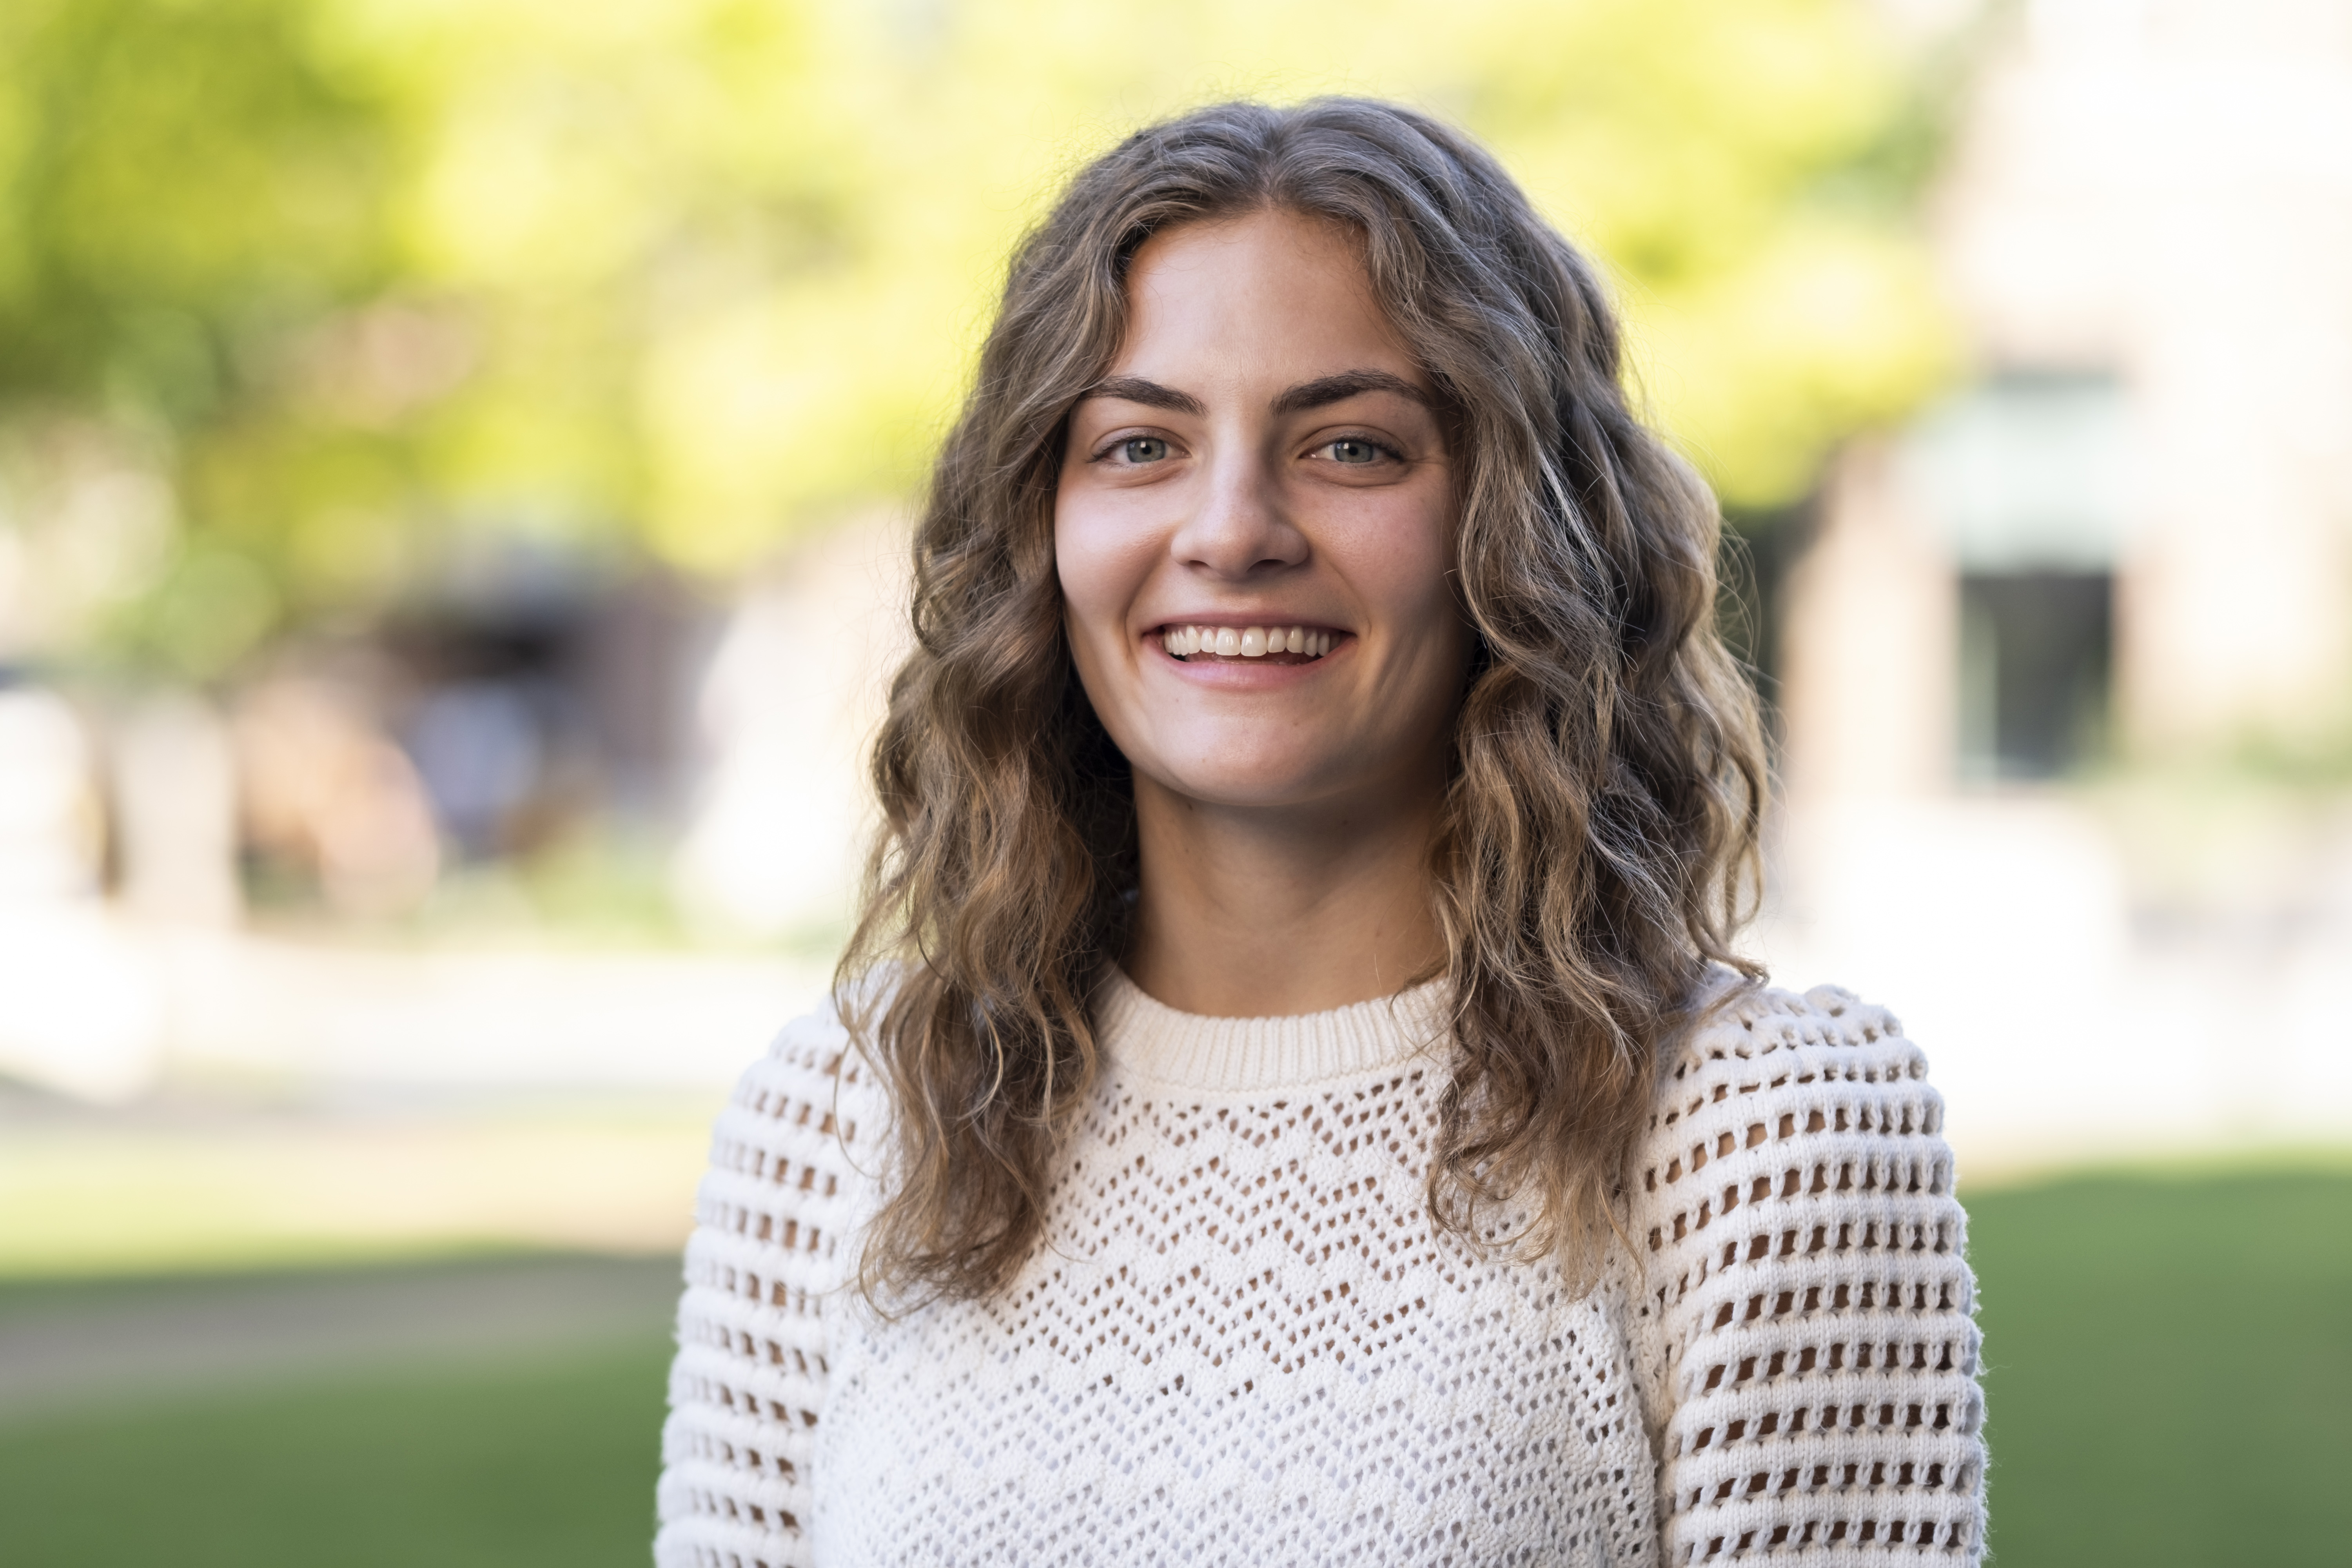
left=841, top=98, right=1766, bottom=1304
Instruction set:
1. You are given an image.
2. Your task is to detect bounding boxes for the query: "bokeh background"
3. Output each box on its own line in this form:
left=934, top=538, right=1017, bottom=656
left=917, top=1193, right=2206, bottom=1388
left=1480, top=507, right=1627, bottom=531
left=3, top=0, right=2348, bottom=1563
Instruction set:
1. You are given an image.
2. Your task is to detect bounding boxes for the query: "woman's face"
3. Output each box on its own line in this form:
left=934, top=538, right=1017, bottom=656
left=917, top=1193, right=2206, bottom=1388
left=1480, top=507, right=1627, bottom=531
left=1055, top=209, right=1472, bottom=817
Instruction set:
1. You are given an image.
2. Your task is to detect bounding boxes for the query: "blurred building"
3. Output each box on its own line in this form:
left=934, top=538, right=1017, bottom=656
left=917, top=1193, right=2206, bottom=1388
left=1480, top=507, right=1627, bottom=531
left=1770, top=0, right=2352, bottom=1169
left=0, top=506, right=913, bottom=1104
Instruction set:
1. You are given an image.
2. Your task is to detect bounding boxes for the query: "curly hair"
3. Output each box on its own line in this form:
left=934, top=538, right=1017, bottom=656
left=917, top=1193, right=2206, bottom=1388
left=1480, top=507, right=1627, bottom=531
left=840, top=97, right=1766, bottom=1304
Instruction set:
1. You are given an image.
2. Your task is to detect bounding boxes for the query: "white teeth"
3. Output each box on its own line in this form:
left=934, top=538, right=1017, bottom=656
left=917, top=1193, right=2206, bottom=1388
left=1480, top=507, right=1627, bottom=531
left=1162, top=624, right=1338, bottom=661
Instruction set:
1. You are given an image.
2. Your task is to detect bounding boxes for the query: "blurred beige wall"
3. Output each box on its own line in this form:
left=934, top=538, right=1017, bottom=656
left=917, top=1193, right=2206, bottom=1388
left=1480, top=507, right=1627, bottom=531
left=1933, top=0, right=2352, bottom=753
left=1773, top=0, right=2352, bottom=1176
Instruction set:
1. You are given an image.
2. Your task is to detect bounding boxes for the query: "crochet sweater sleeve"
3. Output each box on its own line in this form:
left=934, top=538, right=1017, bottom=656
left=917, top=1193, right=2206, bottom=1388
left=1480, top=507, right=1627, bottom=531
left=655, top=1002, right=871, bottom=1568
left=1624, top=983, right=1987, bottom=1563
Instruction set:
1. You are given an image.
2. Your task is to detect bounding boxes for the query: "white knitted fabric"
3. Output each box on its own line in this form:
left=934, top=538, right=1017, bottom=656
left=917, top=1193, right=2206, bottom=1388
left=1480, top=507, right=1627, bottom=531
left=656, top=972, right=1985, bottom=1566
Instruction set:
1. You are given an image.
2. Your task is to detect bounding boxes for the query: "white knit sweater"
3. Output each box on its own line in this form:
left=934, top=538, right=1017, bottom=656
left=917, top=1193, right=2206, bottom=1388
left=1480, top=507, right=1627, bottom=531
left=655, top=972, right=1985, bottom=1566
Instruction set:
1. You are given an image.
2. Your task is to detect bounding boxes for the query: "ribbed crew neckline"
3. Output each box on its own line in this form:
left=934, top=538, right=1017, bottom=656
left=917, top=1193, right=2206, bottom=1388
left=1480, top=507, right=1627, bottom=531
left=1094, top=967, right=1451, bottom=1094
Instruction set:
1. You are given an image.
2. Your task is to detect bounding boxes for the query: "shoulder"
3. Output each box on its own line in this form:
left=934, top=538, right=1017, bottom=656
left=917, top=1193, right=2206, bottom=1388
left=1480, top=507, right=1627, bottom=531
left=733, top=991, right=859, bottom=1116
left=704, top=984, right=893, bottom=1213
left=741, top=965, right=903, bottom=1122
left=1651, top=976, right=1934, bottom=1137
left=1628, top=975, right=1954, bottom=1216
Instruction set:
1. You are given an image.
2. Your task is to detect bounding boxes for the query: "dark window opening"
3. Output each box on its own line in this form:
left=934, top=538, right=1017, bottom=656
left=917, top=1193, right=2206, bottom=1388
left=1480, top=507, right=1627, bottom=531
left=1958, top=571, right=2112, bottom=780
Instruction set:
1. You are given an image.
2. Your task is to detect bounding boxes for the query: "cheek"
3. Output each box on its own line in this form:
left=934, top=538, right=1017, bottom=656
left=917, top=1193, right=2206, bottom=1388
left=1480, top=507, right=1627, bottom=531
left=1053, top=491, right=1157, bottom=694
left=1342, top=493, right=1464, bottom=646
left=1055, top=494, right=1159, bottom=635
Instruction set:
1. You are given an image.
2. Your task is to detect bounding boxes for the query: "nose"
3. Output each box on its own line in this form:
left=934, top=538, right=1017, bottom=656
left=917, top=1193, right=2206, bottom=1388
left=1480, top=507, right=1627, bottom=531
left=1169, top=446, right=1307, bottom=580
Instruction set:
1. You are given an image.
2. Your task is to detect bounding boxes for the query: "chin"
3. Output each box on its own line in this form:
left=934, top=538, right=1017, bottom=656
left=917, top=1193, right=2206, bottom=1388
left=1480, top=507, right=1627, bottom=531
left=1146, top=750, right=1352, bottom=812
left=1165, top=776, right=1325, bottom=811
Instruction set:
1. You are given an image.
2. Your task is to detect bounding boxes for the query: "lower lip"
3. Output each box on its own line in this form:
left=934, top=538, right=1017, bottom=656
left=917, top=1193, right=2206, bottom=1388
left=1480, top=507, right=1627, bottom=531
left=1146, top=637, right=1346, bottom=686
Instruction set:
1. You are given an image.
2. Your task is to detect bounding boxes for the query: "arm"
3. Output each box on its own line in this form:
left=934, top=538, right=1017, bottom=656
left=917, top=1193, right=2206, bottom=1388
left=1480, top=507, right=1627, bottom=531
left=655, top=1002, right=873, bottom=1568
left=1624, top=984, right=1986, bottom=1563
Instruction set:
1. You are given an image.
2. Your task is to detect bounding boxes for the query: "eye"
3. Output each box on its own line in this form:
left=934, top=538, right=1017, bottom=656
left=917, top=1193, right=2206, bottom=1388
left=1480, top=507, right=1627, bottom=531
left=1114, top=436, right=1170, bottom=464
left=1319, top=436, right=1391, bottom=466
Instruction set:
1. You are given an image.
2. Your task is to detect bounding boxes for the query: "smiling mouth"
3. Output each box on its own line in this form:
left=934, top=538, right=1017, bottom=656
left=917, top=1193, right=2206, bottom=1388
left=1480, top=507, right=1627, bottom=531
left=1159, top=624, right=1338, bottom=662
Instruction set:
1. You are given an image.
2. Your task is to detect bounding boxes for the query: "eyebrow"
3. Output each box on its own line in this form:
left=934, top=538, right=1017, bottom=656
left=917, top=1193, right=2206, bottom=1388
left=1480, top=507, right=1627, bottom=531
left=1079, top=368, right=1433, bottom=418
left=1271, top=369, right=1433, bottom=415
left=1083, top=376, right=1205, bottom=416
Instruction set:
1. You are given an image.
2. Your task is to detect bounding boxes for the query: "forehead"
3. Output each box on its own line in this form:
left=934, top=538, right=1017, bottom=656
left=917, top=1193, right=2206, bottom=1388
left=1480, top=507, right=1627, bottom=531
left=1112, top=210, right=1416, bottom=379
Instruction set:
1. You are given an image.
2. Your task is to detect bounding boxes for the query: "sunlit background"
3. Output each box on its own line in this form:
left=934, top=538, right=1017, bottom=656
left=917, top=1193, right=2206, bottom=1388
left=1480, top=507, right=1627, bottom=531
left=2, top=1, right=2347, bottom=1563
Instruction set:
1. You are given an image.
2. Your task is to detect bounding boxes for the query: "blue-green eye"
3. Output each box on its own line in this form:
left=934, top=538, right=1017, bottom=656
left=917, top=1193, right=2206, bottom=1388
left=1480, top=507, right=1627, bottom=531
left=1118, top=436, right=1170, bottom=463
left=1325, top=437, right=1384, bottom=465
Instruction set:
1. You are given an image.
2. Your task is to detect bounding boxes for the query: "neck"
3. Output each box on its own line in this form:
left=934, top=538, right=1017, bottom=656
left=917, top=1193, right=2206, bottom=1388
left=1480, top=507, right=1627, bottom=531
left=1122, top=770, right=1448, bottom=1017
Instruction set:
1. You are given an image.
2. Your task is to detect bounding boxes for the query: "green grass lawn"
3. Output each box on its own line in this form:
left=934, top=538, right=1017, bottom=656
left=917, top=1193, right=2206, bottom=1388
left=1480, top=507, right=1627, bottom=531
left=1969, top=1167, right=2352, bottom=1567
left=0, top=1329, right=673, bottom=1567
left=1, top=1167, right=2345, bottom=1566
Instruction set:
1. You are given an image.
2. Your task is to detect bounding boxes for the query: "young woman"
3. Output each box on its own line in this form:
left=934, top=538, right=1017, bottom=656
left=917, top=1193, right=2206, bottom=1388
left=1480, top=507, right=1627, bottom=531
left=656, top=100, right=1985, bottom=1566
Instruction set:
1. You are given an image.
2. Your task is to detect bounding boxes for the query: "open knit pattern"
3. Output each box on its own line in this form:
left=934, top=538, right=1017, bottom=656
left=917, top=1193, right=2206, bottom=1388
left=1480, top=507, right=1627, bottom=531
left=656, top=973, right=1985, bottom=1566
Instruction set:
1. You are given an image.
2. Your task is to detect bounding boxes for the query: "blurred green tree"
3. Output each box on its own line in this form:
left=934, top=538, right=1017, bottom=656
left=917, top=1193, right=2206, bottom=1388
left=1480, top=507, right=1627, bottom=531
left=0, top=0, right=1960, bottom=671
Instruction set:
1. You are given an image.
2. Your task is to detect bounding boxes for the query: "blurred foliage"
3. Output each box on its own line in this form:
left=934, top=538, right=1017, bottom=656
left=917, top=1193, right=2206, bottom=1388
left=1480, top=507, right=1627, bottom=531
left=0, top=0, right=1964, bottom=674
